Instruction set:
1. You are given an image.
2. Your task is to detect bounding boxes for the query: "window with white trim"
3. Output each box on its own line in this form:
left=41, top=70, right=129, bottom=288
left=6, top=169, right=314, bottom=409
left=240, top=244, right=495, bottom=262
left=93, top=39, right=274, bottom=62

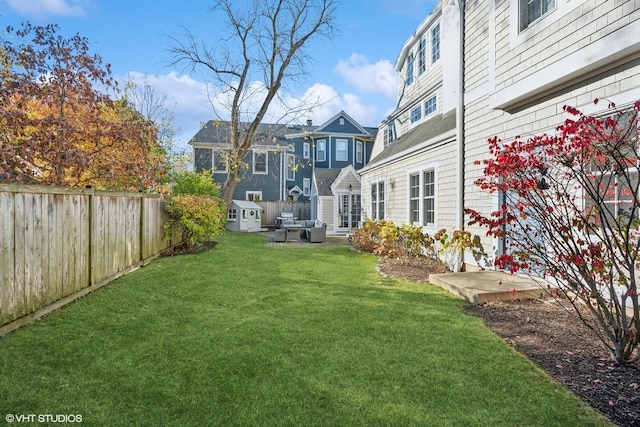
left=423, top=170, right=435, bottom=226
left=384, top=122, right=396, bottom=147
left=585, top=109, right=640, bottom=222
left=519, top=0, right=555, bottom=31
left=227, top=209, right=237, bottom=221
left=409, top=173, right=420, bottom=223
left=317, top=139, right=326, bottom=162
left=371, top=181, right=385, bottom=220
left=424, top=95, right=437, bottom=116
left=356, top=141, right=363, bottom=163
left=287, top=153, right=295, bottom=180
left=247, top=192, right=261, bottom=201
left=418, top=38, right=426, bottom=75
left=253, top=150, right=267, bottom=174
left=213, top=150, right=228, bottom=173
left=303, top=178, right=310, bottom=196
left=303, top=142, right=310, bottom=159
left=406, top=52, right=415, bottom=85
left=336, top=139, right=348, bottom=162
left=431, top=23, right=440, bottom=63
left=408, top=165, right=436, bottom=227
left=410, top=106, right=422, bottom=124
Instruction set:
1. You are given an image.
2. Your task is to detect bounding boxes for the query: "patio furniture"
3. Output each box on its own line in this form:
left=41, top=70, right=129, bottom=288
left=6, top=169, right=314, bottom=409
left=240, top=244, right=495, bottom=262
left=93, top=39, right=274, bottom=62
left=274, top=229, right=286, bottom=242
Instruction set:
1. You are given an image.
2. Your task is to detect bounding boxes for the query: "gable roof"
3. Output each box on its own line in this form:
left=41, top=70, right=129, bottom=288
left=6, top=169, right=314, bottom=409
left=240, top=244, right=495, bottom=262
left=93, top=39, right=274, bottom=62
left=365, top=110, right=456, bottom=169
left=314, top=110, right=373, bottom=136
left=313, top=168, right=342, bottom=197
left=189, top=120, right=315, bottom=148
left=286, top=110, right=377, bottom=140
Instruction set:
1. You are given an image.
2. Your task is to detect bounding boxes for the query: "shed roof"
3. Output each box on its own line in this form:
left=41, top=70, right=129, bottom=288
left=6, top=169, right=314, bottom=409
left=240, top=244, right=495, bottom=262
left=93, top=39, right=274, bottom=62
left=366, top=110, right=456, bottom=168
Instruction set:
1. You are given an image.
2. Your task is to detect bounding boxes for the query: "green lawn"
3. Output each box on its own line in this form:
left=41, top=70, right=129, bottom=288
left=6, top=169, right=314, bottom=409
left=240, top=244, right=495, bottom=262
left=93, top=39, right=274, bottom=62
left=0, top=232, right=610, bottom=426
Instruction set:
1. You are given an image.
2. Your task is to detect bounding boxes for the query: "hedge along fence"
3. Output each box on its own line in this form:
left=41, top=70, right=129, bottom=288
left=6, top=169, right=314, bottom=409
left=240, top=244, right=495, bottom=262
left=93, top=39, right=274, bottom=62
left=0, top=184, right=183, bottom=335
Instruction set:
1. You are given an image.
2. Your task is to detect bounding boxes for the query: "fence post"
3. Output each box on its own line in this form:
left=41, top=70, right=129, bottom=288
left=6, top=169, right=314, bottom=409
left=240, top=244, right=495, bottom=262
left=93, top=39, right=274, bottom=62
left=86, top=186, right=95, bottom=286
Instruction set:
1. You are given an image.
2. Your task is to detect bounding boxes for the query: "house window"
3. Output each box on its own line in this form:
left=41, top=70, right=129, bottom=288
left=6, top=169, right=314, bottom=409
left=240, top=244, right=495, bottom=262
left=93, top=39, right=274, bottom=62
left=384, top=122, right=396, bottom=148
left=227, top=209, right=237, bottom=221
left=410, top=173, right=420, bottom=223
left=424, top=95, right=437, bottom=116
left=356, top=141, right=363, bottom=163
left=418, top=38, right=426, bottom=75
left=411, top=105, right=422, bottom=123
left=247, top=192, right=261, bottom=201
left=336, top=139, right=348, bottom=162
left=253, top=150, right=267, bottom=174
left=519, top=0, right=555, bottom=31
left=317, top=139, right=326, bottom=162
left=408, top=165, right=436, bottom=227
left=213, top=150, right=228, bottom=173
left=585, top=110, right=640, bottom=222
left=340, top=118, right=345, bottom=125
left=303, top=178, right=310, bottom=196
left=371, top=181, right=385, bottom=220
left=431, top=23, right=440, bottom=63
left=406, top=52, right=415, bottom=85
left=423, top=170, right=435, bottom=226
left=303, top=142, right=310, bottom=159
left=287, top=153, right=295, bottom=180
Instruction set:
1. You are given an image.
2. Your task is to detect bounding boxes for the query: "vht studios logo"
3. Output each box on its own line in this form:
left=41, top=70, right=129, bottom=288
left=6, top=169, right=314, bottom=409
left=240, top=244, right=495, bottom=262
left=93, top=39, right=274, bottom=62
left=5, top=414, right=83, bottom=423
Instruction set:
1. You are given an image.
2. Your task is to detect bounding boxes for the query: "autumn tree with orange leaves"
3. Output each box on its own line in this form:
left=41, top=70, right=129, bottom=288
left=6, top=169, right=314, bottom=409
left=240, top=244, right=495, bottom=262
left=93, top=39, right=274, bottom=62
left=0, top=23, right=165, bottom=191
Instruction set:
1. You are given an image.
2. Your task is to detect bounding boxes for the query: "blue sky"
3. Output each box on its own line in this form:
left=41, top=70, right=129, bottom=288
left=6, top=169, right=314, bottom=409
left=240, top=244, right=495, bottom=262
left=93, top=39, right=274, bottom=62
left=1, top=0, right=438, bottom=145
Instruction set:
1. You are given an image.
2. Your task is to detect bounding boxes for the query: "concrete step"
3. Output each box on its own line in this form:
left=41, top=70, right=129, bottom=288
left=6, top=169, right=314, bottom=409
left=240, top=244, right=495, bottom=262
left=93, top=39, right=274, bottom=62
left=429, top=270, right=545, bottom=304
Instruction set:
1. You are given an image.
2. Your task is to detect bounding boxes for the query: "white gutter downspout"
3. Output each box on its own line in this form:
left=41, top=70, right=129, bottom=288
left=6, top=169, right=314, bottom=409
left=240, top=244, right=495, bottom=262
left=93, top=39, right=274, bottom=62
left=456, top=0, right=465, bottom=231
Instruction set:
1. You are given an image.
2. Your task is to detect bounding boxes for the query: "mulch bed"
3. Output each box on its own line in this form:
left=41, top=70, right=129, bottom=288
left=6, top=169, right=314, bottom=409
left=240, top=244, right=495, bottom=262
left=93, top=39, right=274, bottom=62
left=378, top=255, right=640, bottom=427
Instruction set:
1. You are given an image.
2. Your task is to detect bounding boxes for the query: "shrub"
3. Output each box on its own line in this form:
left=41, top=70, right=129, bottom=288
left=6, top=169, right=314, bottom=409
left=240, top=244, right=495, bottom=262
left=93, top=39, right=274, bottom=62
left=172, top=170, right=221, bottom=196
left=165, top=195, right=226, bottom=250
left=352, top=219, right=435, bottom=258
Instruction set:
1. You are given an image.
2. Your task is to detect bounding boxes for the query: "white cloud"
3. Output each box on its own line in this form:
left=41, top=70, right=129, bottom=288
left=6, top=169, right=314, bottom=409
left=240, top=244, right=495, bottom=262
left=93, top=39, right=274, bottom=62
left=4, top=0, right=89, bottom=18
left=123, top=71, right=212, bottom=143
left=334, top=53, right=397, bottom=102
left=122, top=72, right=386, bottom=149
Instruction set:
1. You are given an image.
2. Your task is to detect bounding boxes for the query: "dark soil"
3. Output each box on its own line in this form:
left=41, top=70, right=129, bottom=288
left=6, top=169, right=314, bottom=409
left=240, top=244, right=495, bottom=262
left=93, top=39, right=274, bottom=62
left=378, top=256, right=640, bottom=427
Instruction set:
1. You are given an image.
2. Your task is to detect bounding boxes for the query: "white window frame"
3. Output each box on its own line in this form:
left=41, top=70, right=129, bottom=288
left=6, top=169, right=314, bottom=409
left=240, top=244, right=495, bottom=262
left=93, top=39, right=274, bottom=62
left=410, top=105, right=422, bottom=124
left=418, top=38, right=426, bottom=75
left=406, top=52, right=415, bottom=86
left=212, top=150, right=228, bottom=173
left=518, top=0, right=555, bottom=32
left=287, top=153, right=296, bottom=181
left=303, top=142, right=310, bottom=159
left=431, top=23, right=440, bottom=64
left=384, top=122, right=396, bottom=148
left=336, top=138, right=348, bottom=162
left=246, top=191, right=262, bottom=201
left=317, top=139, right=327, bottom=162
left=424, top=95, right=437, bottom=117
left=371, top=180, right=385, bottom=220
left=509, top=0, right=586, bottom=45
left=227, top=209, right=237, bottom=221
left=303, top=178, right=310, bottom=196
left=356, top=141, right=363, bottom=163
left=252, top=150, right=267, bottom=174
left=423, top=170, right=435, bottom=227
left=407, top=163, right=437, bottom=230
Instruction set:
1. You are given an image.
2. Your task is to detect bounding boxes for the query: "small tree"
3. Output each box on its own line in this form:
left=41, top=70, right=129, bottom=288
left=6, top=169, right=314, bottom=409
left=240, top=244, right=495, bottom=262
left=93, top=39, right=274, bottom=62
left=467, top=99, right=640, bottom=364
left=0, top=23, right=165, bottom=190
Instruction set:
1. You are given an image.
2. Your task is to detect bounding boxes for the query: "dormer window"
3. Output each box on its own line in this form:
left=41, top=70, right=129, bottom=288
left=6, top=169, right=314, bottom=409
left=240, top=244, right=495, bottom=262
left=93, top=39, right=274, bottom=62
left=418, top=38, right=426, bottom=75
left=431, top=23, right=440, bottom=63
left=406, top=52, right=415, bottom=85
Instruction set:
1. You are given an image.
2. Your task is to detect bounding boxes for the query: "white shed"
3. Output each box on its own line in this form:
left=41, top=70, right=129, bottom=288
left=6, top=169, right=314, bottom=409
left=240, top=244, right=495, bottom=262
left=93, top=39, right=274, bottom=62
left=226, top=200, right=264, bottom=232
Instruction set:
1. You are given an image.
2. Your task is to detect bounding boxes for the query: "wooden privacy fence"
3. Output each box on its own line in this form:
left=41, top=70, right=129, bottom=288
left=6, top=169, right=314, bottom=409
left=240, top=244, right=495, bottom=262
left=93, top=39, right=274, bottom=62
left=257, top=201, right=310, bottom=227
left=0, top=184, right=182, bottom=334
